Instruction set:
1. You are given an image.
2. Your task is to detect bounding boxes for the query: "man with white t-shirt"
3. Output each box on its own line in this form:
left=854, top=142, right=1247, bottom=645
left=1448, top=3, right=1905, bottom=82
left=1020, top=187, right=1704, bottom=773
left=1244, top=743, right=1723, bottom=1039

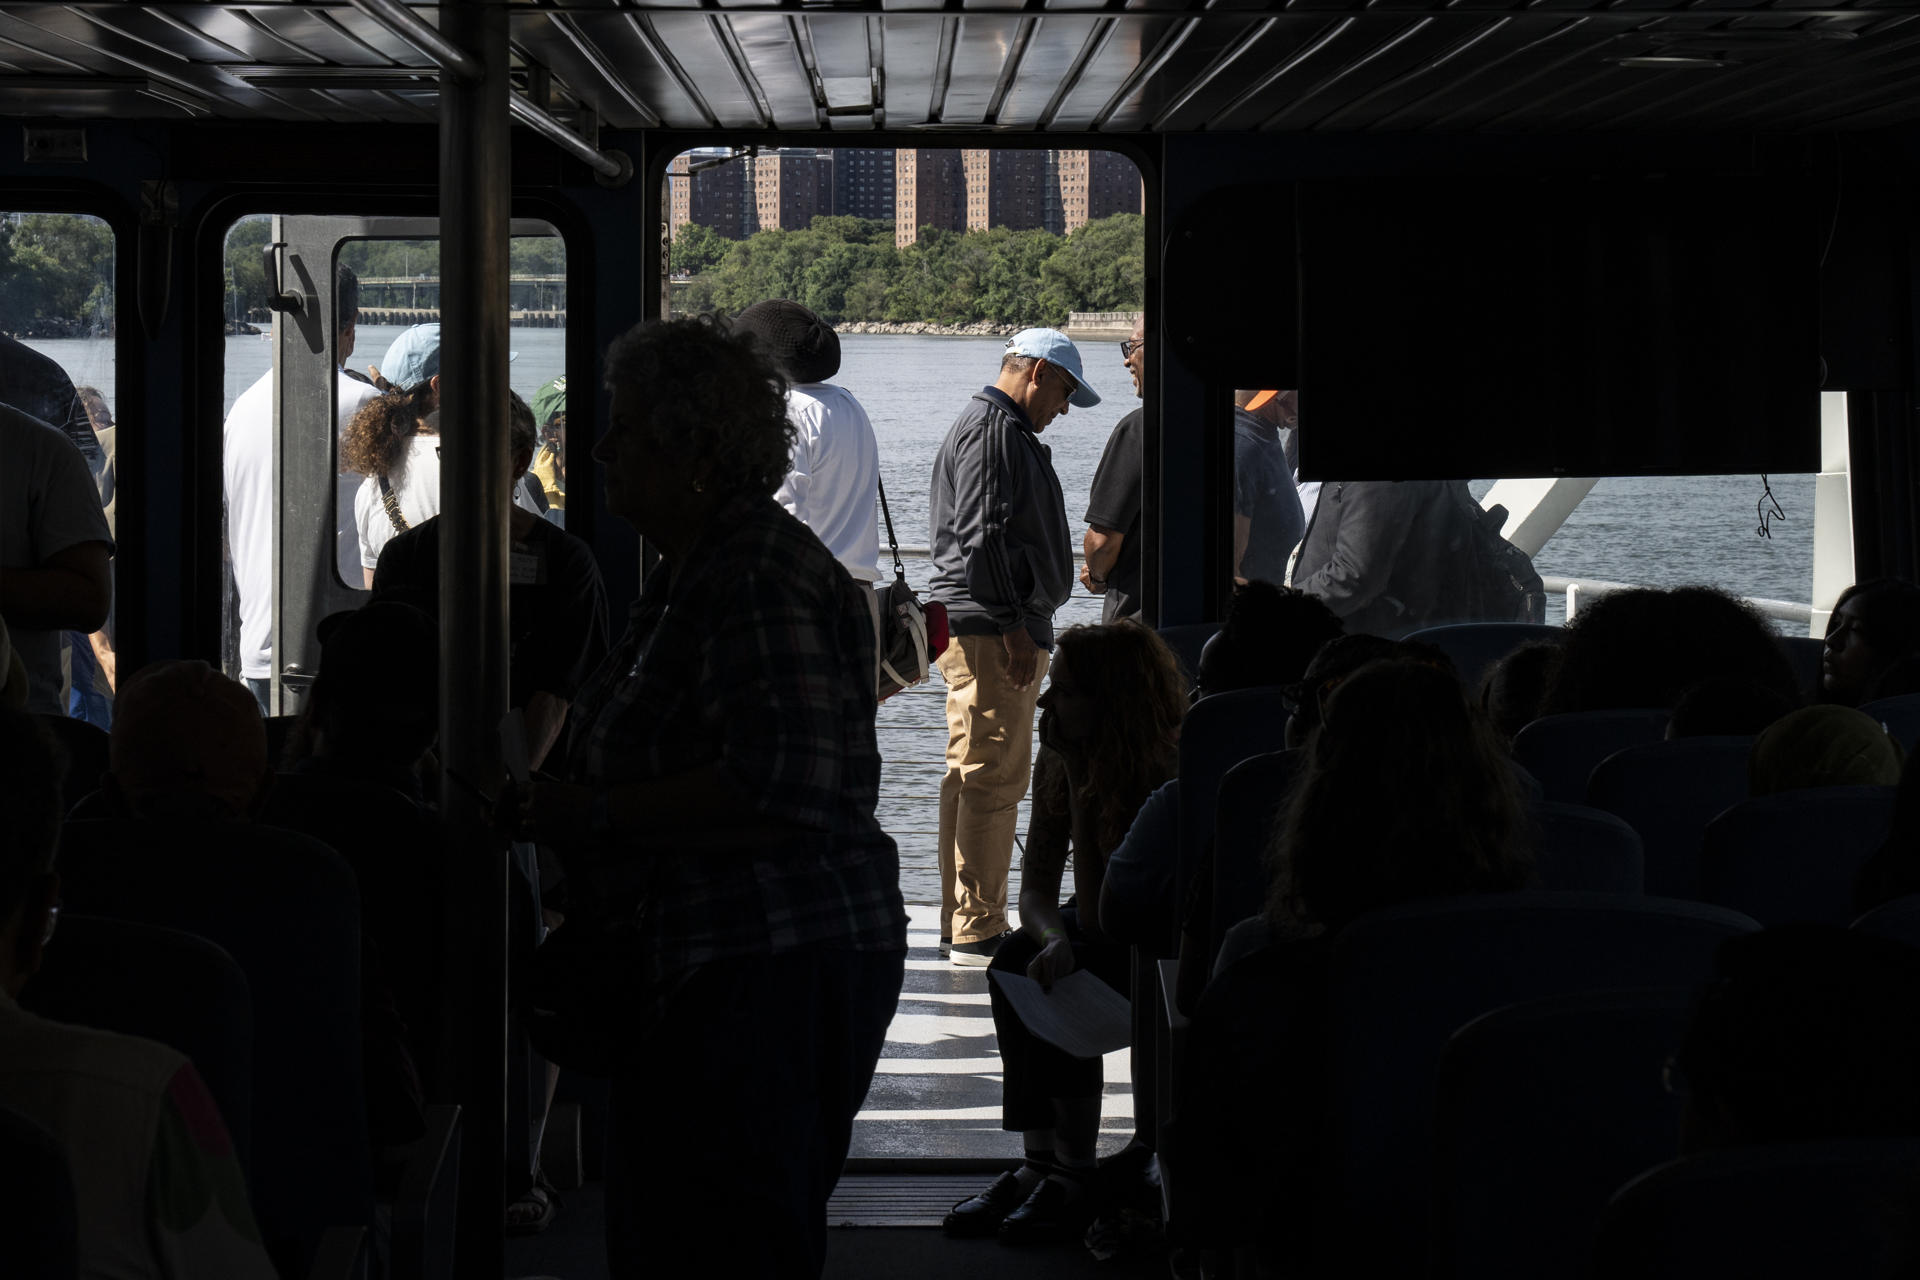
left=732, top=300, right=881, bottom=585
left=224, top=262, right=380, bottom=711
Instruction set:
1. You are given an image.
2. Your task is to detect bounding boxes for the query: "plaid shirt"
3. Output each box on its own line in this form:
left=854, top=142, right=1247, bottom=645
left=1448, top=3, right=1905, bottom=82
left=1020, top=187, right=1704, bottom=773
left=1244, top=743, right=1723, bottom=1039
left=567, top=494, right=907, bottom=993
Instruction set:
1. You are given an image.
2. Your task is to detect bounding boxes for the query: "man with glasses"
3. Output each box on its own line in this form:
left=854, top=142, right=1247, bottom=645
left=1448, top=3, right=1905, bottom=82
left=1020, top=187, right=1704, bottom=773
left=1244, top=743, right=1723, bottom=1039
left=1083, top=318, right=1148, bottom=623
left=928, top=328, right=1099, bottom=966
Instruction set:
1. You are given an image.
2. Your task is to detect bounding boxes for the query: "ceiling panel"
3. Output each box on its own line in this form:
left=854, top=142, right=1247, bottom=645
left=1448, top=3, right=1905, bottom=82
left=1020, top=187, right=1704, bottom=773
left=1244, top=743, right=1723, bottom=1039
left=0, top=2, right=1912, bottom=137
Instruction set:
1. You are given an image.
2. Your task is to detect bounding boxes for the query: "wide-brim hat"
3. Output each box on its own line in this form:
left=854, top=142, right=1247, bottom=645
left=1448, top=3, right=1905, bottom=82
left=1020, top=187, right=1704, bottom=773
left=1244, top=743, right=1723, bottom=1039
left=734, top=300, right=841, bottom=385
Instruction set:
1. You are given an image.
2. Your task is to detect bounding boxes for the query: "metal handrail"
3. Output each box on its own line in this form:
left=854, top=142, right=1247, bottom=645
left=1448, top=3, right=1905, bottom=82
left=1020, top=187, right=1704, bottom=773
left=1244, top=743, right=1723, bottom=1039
left=1542, top=574, right=1813, bottom=625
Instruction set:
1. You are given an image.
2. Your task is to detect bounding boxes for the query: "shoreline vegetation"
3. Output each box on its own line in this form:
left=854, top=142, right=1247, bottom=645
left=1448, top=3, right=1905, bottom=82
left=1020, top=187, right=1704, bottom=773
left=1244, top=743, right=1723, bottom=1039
left=671, top=213, right=1144, bottom=330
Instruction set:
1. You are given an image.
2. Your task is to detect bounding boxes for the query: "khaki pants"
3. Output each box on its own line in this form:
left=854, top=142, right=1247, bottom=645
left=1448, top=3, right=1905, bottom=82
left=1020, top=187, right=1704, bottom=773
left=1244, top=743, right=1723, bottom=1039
left=935, top=633, right=1049, bottom=945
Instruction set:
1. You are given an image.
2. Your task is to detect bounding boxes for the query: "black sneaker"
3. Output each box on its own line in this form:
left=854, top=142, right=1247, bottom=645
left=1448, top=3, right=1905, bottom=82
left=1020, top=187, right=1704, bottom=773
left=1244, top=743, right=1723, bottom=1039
left=939, top=935, right=952, bottom=958
left=950, top=929, right=1013, bottom=967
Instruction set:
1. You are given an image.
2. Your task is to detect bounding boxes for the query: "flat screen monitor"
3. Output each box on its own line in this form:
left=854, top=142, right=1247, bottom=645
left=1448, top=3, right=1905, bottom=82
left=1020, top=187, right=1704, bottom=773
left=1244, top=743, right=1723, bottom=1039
left=1294, top=176, right=1821, bottom=480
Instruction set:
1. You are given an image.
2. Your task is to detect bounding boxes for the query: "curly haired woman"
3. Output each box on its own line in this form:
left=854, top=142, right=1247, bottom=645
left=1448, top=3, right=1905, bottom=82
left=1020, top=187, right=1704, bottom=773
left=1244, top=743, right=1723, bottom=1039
left=945, top=620, right=1187, bottom=1244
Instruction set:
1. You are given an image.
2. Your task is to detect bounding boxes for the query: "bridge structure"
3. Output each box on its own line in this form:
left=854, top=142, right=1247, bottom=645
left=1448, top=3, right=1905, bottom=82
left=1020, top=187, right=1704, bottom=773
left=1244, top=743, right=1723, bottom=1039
left=355, top=273, right=567, bottom=325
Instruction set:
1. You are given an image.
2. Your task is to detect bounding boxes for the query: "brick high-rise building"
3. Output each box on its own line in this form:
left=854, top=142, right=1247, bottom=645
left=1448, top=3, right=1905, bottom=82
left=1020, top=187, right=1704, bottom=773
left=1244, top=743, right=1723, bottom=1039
left=669, top=149, right=754, bottom=241
left=895, top=149, right=966, bottom=248
left=963, top=149, right=1051, bottom=233
left=1056, top=149, right=1143, bottom=234
left=832, top=148, right=896, bottom=222
left=754, top=149, right=829, bottom=232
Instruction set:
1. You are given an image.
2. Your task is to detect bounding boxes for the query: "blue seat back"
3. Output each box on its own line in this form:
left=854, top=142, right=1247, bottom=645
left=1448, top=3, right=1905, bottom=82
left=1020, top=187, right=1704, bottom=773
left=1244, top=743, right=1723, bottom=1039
left=1512, top=710, right=1670, bottom=805
left=1700, top=786, right=1898, bottom=926
left=1176, top=688, right=1292, bottom=917
left=1155, top=622, right=1219, bottom=682
left=1853, top=892, right=1920, bottom=947
left=1210, top=750, right=1302, bottom=960
left=1327, top=893, right=1759, bottom=1272
left=1403, top=621, right=1562, bottom=693
left=0, top=1104, right=77, bottom=1280
left=1587, top=737, right=1754, bottom=898
left=21, top=915, right=254, bottom=1172
left=1434, top=988, right=1695, bottom=1280
left=55, top=819, right=371, bottom=1275
left=1860, top=693, right=1920, bottom=753
left=32, top=713, right=109, bottom=810
left=1594, top=1140, right=1920, bottom=1279
left=1529, top=802, right=1646, bottom=893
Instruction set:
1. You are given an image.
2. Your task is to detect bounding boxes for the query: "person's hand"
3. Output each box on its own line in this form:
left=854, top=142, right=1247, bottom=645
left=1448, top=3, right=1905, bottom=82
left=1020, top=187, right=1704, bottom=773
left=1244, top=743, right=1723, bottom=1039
left=1080, top=565, right=1105, bottom=594
left=497, top=778, right=596, bottom=844
left=1027, top=933, right=1076, bottom=992
left=1003, top=627, right=1039, bottom=690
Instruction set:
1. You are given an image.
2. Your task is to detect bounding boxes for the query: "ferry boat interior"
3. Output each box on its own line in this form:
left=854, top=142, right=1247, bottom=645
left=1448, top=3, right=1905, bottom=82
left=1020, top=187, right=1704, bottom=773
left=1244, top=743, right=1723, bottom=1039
left=5, top=0, right=1920, bottom=1275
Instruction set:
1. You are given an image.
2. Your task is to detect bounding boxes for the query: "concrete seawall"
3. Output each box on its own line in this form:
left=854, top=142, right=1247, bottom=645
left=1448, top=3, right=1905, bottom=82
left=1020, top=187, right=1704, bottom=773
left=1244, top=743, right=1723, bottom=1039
left=1063, top=309, right=1141, bottom=341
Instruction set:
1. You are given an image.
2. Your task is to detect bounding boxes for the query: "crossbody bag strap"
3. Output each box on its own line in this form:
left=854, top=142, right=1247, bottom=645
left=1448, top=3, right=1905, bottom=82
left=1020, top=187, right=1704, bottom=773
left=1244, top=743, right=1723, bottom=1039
left=876, top=473, right=905, bottom=582
left=379, top=474, right=411, bottom=534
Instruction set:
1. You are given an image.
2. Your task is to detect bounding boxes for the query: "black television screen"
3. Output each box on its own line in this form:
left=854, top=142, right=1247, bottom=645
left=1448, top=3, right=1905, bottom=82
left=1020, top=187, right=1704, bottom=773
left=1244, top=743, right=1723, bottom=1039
left=1294, top=176, right=1821, bottom=481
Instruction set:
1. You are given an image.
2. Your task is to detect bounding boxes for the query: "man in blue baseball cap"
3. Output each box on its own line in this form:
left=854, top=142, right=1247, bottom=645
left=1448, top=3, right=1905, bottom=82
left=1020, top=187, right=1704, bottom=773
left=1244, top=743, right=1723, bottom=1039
left=927, top=326, right=1096, bottom=968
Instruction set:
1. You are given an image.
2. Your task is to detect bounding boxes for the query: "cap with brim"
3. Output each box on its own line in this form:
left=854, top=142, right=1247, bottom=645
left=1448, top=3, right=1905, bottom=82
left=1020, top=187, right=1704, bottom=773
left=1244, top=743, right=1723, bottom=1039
left=377, top=322, right=515, bottom=393
left=1246, top=390, right=1279, bottom=412
left=1005, top=327, right=1100, bottom=409
left=734, top=300, right=841, bottom=384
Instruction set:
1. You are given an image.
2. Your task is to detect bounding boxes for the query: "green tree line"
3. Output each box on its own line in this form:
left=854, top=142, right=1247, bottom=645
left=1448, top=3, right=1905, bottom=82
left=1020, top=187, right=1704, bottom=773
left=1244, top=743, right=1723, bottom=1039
left=672, top=213, right=1144, bottom=327
left=0, top=213, right=115, bottom=331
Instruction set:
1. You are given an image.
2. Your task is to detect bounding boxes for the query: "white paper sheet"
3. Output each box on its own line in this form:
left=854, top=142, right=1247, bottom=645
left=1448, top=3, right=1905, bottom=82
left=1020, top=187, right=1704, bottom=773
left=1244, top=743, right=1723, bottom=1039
left=988, top=967, right=1132, bottom=1060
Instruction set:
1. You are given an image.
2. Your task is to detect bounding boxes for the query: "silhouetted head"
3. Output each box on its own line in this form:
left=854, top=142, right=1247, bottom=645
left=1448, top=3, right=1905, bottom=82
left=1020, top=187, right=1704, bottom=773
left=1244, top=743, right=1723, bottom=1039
left=1749, top=705, right=1903, bottom=796
left=1544, top=586, right=1801, bottom=715
left=1667, top=676, right=1800, bottom=740
left=1825, top=579, right=1920, bottom=706
left=308, top=601, right=439, bottom=774
left=1268, top=658, right=1530, bottom=931
left=1197, top=582, right=1343, bottom=700
left=1675, top=926, right=1920, bottom=1153
left=1039, top=621, right=1187, bottom=852
left=1480, top=639, right=1563, bottom=744
left=1281, top=633, right=1439, bottom=750
left=106, top=660, right=269, bottom=821
left=597, top=317, right=795, bottom=547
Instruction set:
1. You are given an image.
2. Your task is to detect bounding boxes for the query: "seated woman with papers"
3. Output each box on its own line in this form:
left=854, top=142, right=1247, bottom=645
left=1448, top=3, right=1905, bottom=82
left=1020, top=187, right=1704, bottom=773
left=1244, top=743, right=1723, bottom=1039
left=942, top=622, right=1187, bottom=1246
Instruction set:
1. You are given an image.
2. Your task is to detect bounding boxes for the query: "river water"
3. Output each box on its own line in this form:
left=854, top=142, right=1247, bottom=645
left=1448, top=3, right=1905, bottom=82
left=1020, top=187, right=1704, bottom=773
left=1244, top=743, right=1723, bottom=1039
left=26, top=327, right=1821, bottom=906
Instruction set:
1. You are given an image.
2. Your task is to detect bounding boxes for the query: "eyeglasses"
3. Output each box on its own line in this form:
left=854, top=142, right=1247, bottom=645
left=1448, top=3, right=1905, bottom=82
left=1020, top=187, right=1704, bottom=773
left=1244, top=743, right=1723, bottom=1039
left=1120, top=339, right=1143, bottom=360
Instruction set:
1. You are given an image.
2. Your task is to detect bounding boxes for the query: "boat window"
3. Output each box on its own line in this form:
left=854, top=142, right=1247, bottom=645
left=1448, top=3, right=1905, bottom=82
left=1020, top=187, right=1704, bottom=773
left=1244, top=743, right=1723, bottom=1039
left=218, top=215, right=568, bottom=715
left=1, top=210, right=118, bottom=727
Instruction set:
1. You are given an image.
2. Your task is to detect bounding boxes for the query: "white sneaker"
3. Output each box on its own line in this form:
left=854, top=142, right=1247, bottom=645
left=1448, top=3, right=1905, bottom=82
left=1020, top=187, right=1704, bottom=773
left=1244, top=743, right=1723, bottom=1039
left=950, top=930, right=1013, bottom=967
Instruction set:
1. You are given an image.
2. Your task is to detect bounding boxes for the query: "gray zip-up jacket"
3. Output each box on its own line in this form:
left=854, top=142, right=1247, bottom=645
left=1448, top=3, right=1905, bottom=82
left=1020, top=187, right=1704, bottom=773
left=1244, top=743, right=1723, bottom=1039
left=928, top=389, right=1073, bottom=649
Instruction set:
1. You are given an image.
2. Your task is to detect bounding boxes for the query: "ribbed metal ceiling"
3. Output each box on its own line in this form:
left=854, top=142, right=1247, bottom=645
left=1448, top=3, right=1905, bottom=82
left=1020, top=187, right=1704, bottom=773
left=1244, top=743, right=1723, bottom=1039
left=0, top=1, right=1913, bottom=133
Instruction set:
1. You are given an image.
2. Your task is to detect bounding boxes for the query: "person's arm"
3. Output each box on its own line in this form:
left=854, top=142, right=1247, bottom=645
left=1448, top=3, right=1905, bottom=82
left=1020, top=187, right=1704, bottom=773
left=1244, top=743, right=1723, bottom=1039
left=1082, top=526, right=1124, bottom=594
left=774, top=400, right=816, bottom=523
left=952, top=417, right=1029, bottom=629
left=148, top=1065, right=279, bottom=1280
left=1098, top=778, right=1181, bottom=947
left=1082, top=411, right=1143, bottom=597
left=0, top=540, right=110, bottom=631
left=1293, top=483, right=1425, bottom=618
left=1020, top=745, right=1075, bottom=990
left=88, top=627, right=116, bottom=691
left=1232, top=513, right=1252, bottom=585
left=522, top=692, right=568, bottom=772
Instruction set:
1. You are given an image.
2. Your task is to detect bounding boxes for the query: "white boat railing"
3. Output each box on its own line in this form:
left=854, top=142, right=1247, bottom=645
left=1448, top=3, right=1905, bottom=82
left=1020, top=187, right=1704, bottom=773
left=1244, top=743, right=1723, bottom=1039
left=1543, top=575, right=1813, bottom=625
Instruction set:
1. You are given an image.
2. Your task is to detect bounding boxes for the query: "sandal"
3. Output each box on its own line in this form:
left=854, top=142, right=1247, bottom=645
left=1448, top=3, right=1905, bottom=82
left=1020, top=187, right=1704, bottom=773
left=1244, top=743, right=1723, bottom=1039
left=505, top=1173, right=561, bottom=1236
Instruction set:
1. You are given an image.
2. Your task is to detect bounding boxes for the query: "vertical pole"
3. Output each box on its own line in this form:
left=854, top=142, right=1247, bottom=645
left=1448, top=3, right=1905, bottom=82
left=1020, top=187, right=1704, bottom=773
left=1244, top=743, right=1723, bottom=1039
left=438, top=0, right=511, bottom=1271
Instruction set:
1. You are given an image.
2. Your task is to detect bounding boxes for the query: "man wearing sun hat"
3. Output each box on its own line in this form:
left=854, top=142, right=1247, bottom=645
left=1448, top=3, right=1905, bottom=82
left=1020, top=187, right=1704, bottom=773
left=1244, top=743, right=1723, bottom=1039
left=732, top=300, right=881, bottom=584
left=928, top=327, right=1099, bottom=965
left=1231, top=388, right=1306, bottom=587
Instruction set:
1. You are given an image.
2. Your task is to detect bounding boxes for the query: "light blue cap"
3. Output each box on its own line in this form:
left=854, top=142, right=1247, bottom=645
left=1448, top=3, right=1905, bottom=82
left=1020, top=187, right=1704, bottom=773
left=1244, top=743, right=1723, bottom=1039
left=378, top=321, right=514, bottom=393
left=1005, top=328, right=1100, bottom=409
left=379, top=323, right=441, bottom=392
